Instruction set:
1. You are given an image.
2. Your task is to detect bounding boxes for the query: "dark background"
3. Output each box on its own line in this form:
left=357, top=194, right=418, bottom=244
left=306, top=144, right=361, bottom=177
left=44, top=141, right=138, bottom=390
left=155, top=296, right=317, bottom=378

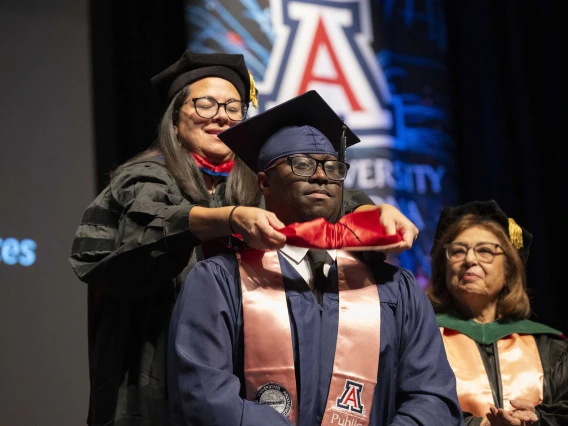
left=445, top=0, right=567, bottom=334
left=0, top=1, right=93, bottom=425
left=90, top=0, right=568, bottom=334
left=0, top=1, right=565, bottom=425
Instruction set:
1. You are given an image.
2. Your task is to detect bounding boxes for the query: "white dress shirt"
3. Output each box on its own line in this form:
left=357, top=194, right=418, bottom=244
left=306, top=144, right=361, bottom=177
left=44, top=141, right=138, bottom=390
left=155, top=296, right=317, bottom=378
left=278, top=244, right=336, bottom=289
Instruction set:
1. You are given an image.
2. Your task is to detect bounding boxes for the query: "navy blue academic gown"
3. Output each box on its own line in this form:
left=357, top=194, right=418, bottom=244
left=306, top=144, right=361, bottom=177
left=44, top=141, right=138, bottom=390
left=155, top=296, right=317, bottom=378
left=167, top=251, right=463, bottom=426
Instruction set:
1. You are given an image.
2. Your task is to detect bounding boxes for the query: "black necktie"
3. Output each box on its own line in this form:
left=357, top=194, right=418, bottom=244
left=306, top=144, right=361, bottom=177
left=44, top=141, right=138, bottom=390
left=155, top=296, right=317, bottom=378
left=306, top=249, right=328, bottom=305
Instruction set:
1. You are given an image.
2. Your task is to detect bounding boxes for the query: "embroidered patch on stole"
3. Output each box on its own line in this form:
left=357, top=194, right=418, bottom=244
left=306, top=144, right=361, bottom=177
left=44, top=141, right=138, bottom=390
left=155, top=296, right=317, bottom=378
left=255, top=382, right=293, bottom=416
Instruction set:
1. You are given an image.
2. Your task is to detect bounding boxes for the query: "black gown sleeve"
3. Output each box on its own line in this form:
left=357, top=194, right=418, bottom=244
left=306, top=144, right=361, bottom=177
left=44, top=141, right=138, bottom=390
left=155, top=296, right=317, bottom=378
left=69, top=160, right=202, bottom=297
left=534, top=334, right=568, bottom=426
left=342, top=189, right=374, bottom=213
left=69, top=161, right=379, bottom=298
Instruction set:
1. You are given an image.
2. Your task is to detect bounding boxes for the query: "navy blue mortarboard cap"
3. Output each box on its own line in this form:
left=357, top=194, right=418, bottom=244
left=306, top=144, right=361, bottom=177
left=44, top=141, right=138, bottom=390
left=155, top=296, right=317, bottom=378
left=218, top=90, right=360, bottom=173
left=255, top=125, right=335, bottom=172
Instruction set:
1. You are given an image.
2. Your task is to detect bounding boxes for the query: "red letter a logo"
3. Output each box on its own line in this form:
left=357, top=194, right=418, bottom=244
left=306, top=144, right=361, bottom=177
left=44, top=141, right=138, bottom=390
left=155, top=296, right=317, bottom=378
left=336, top=380, right=364, bottom=413
left=298, top=17, right=362, bottom=112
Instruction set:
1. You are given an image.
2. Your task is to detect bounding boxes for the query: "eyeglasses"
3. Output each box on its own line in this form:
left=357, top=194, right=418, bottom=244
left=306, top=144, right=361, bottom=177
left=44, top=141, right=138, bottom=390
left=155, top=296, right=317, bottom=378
left=444, top=242, right=503, bottom=264
left=270, top=156, right=350, bottom=181
left=184, top=97, right=248, bottom=121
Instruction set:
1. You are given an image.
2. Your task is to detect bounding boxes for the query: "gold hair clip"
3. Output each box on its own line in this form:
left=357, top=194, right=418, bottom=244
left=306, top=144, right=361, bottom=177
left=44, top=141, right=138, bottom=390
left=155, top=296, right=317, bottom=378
left=249, top=71, right=258, bottom=108
left=508, top=217, right=523, bottom=250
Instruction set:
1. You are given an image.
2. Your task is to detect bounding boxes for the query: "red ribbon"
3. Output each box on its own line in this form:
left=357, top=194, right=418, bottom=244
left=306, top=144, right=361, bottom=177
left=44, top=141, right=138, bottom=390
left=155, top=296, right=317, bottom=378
left=192, top=153, right=234, bottom=176
left=277, top=209, right=403, bottom=249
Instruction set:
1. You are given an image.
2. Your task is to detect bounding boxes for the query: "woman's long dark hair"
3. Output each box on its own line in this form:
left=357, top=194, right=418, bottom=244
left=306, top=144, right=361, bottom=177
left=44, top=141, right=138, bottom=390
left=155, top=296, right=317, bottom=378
left=111, top=84, right=261, bottom=208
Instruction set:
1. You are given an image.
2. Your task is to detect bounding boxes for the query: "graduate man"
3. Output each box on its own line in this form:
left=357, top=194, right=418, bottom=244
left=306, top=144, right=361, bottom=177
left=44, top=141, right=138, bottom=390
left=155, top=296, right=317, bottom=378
left=167, top=90, right=464, bottom=426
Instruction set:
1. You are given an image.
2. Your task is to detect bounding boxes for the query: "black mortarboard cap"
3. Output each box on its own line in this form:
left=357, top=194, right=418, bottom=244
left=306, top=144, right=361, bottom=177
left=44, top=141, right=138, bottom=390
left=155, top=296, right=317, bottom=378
left=151, top=50, right=253, bottom=107
left=431, top=200, right=533, bottom=262
left=218, top=90, right=360, bottom=173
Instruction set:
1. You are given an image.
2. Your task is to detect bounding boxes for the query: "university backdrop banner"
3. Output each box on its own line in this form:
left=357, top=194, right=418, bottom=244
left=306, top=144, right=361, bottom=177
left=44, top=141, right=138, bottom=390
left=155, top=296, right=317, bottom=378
left=183, top=0, right=457, bottom=282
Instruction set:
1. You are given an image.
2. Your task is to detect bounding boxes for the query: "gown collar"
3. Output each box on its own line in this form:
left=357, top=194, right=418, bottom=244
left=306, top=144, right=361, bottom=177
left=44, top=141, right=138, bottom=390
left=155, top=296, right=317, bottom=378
left=436, top=312, right=562, bottom=344
left=192, top=153, right=234, bottom=176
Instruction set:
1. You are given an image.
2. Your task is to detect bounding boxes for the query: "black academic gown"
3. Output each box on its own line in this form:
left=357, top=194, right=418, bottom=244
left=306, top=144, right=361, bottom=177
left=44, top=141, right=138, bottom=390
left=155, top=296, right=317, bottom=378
left=168, top=251, right=464, bottom=426
left=437, top=313, right=568, bottom=426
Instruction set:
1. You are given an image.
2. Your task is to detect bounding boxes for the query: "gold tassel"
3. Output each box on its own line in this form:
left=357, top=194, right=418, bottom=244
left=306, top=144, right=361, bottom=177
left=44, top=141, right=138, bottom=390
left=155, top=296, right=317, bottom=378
left=249, top=71, right=258, bottom=108
left=508, top=218, right=523, bottom=250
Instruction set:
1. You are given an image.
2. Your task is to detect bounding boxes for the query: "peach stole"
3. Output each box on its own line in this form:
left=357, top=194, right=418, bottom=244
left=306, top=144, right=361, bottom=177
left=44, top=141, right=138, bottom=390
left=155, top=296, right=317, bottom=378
left=238, top=249, right=381, bottom=426
left=440, top=328, right=543, bottom=416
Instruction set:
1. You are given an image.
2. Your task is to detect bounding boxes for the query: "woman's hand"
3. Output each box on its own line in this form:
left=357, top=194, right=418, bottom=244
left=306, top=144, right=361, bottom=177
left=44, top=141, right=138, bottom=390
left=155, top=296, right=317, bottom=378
left=189, top=206, right=285, bottom=250
left=507, top=400, right=538, bottom=425
left=354, top=204, right=419, bottom=253
left=481, top=400, right=538, bottom=426
left=230, top=206, right=287, bottom=250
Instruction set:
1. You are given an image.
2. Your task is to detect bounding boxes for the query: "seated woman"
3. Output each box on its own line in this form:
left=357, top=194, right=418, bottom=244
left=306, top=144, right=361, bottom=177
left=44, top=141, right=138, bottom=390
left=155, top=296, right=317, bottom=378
left=426, top=200, right=568, bottom=426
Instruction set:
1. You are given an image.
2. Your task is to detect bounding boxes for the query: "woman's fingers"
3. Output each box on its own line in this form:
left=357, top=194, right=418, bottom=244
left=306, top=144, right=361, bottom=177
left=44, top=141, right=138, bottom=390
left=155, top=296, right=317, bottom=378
left=359, top=204, right=419, bottom=252
left=234, top=208, right=286, bottom=250
left=510, top=400, right=536, bottom=413
left=509, top=400, right=538, bottom=423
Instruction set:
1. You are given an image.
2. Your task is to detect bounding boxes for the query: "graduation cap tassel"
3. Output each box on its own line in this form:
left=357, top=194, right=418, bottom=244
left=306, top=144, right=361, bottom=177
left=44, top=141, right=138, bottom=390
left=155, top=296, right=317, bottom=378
left=339, top=123, right=347, bottom=164
left=339, top=123, right=347, bottom=219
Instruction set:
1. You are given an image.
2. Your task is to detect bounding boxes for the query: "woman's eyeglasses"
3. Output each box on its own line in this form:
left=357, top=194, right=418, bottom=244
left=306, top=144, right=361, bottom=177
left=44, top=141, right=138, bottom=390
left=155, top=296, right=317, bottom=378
left=444, top=242, right=503, bottom=263
left=184, top=97, right=248, bottom=121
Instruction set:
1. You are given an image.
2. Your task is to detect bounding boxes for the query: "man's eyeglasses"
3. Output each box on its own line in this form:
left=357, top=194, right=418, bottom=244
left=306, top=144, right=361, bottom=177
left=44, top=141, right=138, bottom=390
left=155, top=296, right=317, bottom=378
left=444, top=242, right=503, bottom=264
left=268, top=156, right=350, bottom=181
left=184, top=97, right=248, bottom=121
